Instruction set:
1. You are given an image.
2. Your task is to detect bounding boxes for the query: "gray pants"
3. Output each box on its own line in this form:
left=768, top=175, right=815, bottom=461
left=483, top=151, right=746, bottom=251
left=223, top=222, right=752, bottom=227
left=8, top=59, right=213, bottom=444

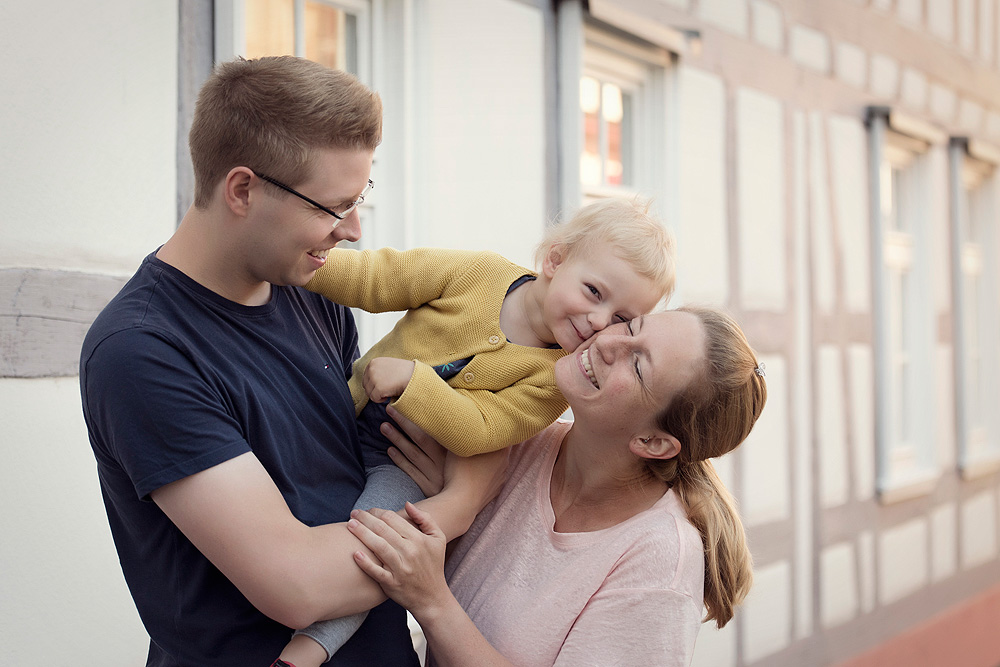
left=294, top=464, right=426, bottom=661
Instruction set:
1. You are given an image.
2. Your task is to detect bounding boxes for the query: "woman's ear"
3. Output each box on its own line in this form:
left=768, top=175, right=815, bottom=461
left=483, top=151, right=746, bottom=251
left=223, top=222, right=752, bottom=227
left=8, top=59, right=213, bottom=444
left=629, top=433, right=682, bottom=461
left=541, top=244, right=565, bottom=278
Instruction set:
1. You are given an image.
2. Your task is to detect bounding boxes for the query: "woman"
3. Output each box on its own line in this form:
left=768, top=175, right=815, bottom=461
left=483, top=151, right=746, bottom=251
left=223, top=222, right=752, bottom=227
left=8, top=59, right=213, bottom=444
left=346, top=307, right=767, bottom=666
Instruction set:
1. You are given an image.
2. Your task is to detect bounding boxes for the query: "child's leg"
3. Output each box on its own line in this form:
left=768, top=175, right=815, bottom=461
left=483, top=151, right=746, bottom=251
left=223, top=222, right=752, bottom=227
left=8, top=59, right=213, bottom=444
left=288, top=402, right=426, bottom=663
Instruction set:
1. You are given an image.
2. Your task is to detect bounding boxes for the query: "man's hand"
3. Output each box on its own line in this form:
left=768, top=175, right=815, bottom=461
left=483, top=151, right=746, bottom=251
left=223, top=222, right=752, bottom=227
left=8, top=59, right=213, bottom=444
left=362, top=357, right=416, bottom=403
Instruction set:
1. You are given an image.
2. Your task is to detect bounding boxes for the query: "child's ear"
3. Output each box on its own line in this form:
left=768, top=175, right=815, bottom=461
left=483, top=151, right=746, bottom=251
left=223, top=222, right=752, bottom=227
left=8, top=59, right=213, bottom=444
left=541, top=245, right=565, bottom=278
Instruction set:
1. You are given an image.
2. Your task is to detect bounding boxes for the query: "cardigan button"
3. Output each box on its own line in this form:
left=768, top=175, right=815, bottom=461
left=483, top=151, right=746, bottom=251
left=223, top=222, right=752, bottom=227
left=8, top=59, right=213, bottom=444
left=463, top=372, right=475, bottom=383
left=488, top=335, right=501, bottom=345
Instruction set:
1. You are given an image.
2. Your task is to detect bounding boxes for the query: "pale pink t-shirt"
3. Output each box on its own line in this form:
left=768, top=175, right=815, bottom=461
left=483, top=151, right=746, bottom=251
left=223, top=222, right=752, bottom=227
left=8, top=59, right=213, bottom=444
left=437, top=420, right=705, bottom=667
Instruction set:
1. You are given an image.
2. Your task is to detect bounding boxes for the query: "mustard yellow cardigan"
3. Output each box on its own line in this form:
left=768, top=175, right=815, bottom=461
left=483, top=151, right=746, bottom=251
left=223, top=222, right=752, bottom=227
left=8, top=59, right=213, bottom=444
left=306, top=247, right=568, bottom=456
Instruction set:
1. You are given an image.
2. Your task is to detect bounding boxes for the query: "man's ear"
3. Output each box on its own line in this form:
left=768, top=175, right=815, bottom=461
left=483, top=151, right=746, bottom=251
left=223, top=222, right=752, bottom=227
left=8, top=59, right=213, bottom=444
left=629, top=432, right=682, bottom=461
left=223, top=167, right=255, bottom=217
left=541, top=244, right=565, bottom=278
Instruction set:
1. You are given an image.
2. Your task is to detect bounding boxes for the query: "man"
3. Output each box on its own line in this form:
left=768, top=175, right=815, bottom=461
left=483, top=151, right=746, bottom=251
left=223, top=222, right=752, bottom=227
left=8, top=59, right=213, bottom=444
left=81, top=56, right=487, bottom=666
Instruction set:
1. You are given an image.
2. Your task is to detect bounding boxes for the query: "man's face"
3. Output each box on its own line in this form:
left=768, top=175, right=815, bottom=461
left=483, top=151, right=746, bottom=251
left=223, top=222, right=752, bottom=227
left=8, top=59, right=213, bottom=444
left=248, top=146, right=374, bottom=288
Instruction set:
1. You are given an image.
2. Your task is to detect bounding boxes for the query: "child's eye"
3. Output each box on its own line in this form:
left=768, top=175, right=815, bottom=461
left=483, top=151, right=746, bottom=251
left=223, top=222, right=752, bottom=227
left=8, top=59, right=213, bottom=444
left=626, top=320, right=634, bottom=335
left=634, top=356, right=642, bottom=380
left=586, top=284, right=601, bottom=299
left=614, top=314, right=628, bottom=324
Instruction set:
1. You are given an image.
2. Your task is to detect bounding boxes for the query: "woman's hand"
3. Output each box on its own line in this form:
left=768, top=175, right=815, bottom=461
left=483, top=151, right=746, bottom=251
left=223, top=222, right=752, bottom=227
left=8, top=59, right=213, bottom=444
left=348, top=503, right=452, bottom=616
left=382, top=405, right=448, bottom=496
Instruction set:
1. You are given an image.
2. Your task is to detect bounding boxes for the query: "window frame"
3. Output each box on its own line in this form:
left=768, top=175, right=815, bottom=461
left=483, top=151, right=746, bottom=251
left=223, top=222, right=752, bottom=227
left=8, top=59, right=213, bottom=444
left=868, top=107, right=947, bottom=503
left=948, top=137, right=1000, bottom=479
left=214, top=0, right=372, bottom=83
left=557, top=3, right=674, bottom=213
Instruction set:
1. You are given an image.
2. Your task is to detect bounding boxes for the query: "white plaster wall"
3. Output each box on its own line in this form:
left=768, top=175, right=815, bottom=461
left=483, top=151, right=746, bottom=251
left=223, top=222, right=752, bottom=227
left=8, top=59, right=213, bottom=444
left=412, top=0, right=545, bottom=269
left=827, top=115, right=871, bottom=313
left=700, top=0, right=749, bottom=36
left=742, top=354, right=790, bottom=524
left=928, top=0, right=956, bottom=42
left=790, top=25, right=831, bottom=74
left=818, top=346, right=849, bottom=507
left=809, top=112, right=837, bottom=312
left=820, top=541, right=858, bottom=628
left=736, top=88, right=786, bottom=311
left=0, top=378, right=148, bottom=662
left=879, top=518, right=929, bottom=604
left=931, top=502, right=958, bottom=581
left=675, top=66, right=729, bottom=305
left=0, top=0, right=178, bottom=274
left=742, top=560, right=793, bottom=663
left=961, top=490, right=999, bottom=569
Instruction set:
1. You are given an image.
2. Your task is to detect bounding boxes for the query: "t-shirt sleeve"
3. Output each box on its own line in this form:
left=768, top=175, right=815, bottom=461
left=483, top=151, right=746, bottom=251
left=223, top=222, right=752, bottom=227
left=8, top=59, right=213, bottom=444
left=553, top=526, right=704, bottom=667
left=82, top=327, right=251, bottom=500
left=335, top=302, right=360, bottom=382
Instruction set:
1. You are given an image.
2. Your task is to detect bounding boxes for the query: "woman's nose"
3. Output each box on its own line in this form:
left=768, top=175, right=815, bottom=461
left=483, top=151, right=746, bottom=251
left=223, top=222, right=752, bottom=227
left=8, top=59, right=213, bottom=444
left=593, top=329, right=628, bottom=363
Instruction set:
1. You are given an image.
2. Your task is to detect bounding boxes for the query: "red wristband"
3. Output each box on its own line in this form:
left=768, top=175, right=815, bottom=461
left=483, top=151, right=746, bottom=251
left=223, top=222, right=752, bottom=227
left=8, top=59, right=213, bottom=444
left=271, top=660, right=297, bottom=667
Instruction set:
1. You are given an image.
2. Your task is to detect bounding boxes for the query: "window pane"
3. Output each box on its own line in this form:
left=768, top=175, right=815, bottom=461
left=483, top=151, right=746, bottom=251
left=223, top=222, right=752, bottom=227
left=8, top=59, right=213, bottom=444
left=305, top=2, right=356, bottom=72
left=246, top=0, right=294, bottom=58
left=602, top=83, right=626, bottom=186
left=580, top=76, right=601, bottom=186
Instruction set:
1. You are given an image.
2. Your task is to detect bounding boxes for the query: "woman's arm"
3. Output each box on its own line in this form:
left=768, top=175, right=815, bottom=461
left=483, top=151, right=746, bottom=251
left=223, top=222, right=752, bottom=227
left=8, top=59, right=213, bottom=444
left=348, top=504, right=516, bottom=667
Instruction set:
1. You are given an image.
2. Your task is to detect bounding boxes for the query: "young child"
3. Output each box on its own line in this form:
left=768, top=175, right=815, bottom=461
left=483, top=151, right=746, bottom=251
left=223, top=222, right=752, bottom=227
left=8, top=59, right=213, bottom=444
left=279, top=197, right=675, bottom=666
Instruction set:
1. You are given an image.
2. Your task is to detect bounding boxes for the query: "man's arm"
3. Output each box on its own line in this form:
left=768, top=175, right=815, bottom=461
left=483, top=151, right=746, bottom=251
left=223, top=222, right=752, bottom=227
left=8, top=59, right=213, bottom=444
left=151, top=449, right=492, bottom=629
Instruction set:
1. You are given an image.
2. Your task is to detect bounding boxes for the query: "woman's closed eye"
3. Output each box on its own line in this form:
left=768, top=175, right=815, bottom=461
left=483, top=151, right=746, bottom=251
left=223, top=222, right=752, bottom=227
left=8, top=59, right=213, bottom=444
left=626, top=320, right=642, bottom=379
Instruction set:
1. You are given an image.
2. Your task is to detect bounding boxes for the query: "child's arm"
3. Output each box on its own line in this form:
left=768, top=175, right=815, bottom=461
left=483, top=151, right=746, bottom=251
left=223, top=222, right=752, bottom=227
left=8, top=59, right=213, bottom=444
left=305, top=247, right=483, bottom=313
left=393, top=361, right=568, bottom=457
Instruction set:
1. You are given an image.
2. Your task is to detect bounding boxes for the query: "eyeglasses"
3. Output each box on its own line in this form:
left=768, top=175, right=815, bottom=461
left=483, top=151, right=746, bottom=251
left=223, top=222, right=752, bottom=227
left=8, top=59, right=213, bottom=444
left=256, top=173, right=373, bottom=221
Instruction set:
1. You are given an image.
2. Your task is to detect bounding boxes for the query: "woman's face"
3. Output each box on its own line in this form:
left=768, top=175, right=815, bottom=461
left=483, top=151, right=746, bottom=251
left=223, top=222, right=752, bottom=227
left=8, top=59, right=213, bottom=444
left=555, top=310, right=706, bottom=436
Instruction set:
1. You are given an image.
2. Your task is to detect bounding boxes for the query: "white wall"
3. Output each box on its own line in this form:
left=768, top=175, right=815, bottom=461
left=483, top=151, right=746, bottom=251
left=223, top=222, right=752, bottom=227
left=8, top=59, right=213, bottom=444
left=0, top=1, right=179, bottom=662
left=411, top=0, right=547, bottom=269
left=0, top=1, right=179, bottom=275
left=0, top=378, right=150, bottom=662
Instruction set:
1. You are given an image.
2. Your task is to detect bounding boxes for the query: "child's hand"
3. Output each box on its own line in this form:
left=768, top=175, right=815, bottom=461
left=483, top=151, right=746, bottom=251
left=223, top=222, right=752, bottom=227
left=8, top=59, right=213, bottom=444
left=363, top=357, right=416, bottom=403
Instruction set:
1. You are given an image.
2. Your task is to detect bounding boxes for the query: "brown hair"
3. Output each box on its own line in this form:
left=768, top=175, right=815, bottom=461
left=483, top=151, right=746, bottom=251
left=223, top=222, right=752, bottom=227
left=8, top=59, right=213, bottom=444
left=647, top=306, right=767, bottom=628
left=534, top=198, right=675, bottom=301
left=188, top=56, right=383, bottom=208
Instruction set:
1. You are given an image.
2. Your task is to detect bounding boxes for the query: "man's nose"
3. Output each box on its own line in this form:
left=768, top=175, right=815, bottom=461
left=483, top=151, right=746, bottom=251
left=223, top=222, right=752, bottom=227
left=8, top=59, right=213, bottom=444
left=333, top=209, right=362, bottom=244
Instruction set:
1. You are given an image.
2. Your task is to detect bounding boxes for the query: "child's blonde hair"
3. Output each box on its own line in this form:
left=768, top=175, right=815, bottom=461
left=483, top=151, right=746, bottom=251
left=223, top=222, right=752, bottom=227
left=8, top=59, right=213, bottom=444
left=534, top=198, right=675, bottom=300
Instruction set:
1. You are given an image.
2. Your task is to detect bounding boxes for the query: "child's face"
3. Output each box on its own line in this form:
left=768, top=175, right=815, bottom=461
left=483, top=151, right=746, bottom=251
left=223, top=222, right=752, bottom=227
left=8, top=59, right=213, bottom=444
left=539, top=245, right=662, bottom=352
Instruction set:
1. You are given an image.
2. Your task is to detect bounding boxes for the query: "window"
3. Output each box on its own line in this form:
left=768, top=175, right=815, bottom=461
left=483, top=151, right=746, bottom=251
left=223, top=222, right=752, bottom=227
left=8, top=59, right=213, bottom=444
left=578, top=26, right=669, bottom=205
left=949, top=138, right=1000, bottom=478
left=557, top=3, right=674, bottom=211
left=215, top=0, right=370, bottom=81
left=868, top=108, right=946, bottom=502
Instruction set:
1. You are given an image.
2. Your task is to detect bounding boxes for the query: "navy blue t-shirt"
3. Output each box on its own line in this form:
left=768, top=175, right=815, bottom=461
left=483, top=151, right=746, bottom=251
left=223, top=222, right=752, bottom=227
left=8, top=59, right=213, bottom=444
left=80, top=253, right=418, bottom=667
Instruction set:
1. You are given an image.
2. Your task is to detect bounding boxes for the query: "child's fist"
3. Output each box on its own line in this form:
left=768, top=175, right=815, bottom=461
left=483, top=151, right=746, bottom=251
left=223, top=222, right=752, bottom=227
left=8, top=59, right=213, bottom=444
left=363, top=357, right=416, bottom=403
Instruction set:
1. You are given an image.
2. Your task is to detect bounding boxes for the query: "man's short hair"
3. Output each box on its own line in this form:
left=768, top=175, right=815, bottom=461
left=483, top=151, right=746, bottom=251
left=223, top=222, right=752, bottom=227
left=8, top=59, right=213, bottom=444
left=189, top=56, right=383, bottom=209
